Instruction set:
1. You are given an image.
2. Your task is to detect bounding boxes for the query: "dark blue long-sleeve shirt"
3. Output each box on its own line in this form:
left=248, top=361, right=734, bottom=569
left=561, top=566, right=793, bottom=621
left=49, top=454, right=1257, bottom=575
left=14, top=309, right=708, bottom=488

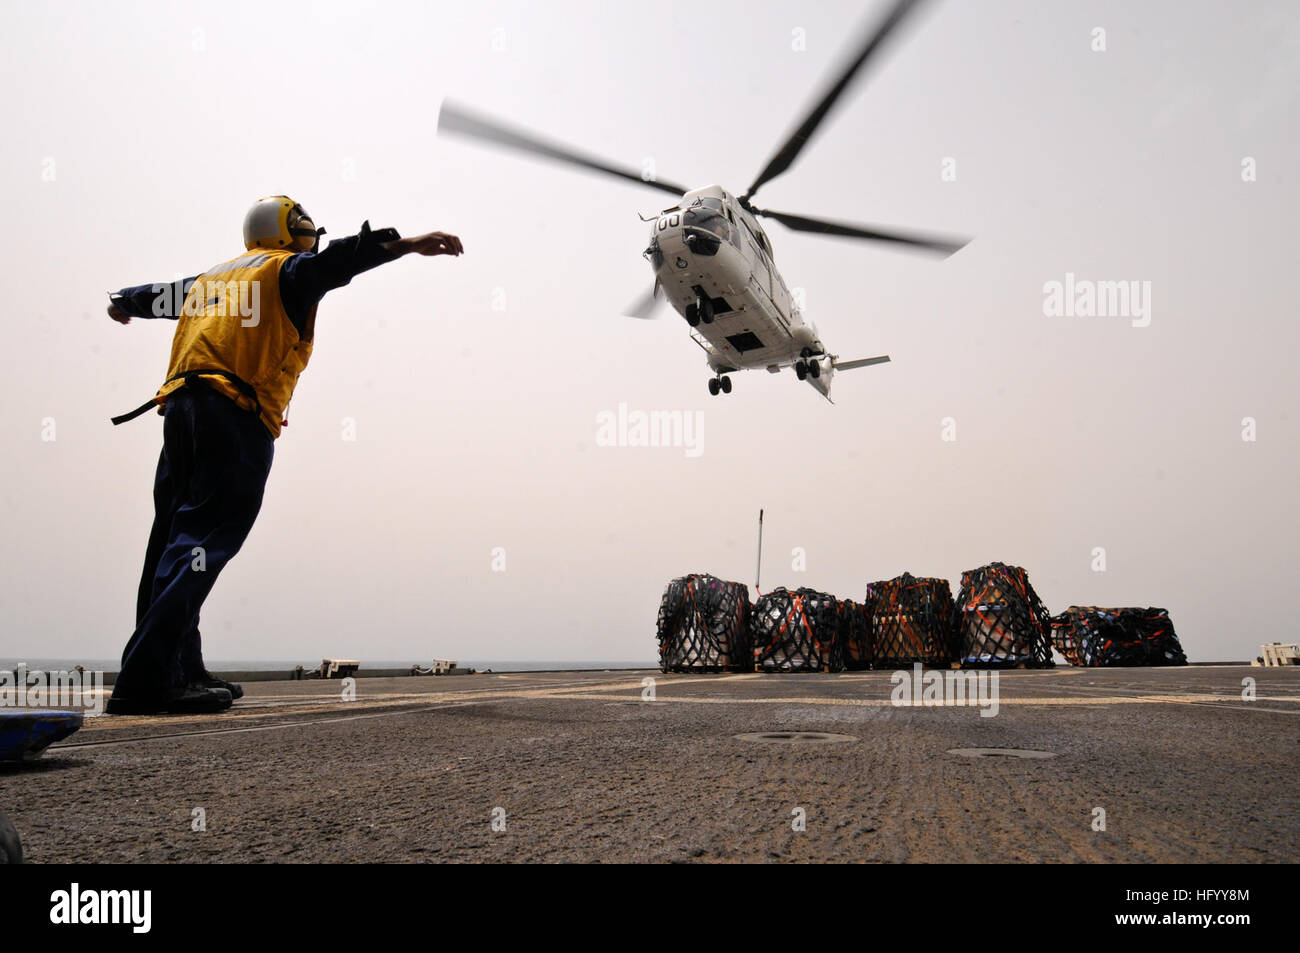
left=110, top=221, right=400, bottom=336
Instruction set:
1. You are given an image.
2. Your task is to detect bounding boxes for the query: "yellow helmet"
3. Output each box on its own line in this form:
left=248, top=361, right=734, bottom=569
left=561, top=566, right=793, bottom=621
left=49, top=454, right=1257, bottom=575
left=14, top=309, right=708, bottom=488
left=242, top=195, right=323, bottom=252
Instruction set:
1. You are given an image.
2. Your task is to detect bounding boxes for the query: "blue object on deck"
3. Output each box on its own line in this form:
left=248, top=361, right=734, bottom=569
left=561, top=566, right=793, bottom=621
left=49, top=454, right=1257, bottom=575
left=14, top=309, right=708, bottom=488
left=0, top=710, right=84, bottom=761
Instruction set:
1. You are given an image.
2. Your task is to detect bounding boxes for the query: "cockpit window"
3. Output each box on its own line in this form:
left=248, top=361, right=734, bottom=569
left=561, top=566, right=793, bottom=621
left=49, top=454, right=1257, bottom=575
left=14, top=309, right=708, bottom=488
left=683, top=200, right=739, bottom=257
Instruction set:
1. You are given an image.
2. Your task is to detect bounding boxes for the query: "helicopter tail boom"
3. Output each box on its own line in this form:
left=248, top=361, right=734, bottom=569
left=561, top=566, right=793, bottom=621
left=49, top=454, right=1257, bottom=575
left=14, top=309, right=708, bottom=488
left=803, top=353, right=890, bottom=402
left=833, top=355, right=891, bottom=371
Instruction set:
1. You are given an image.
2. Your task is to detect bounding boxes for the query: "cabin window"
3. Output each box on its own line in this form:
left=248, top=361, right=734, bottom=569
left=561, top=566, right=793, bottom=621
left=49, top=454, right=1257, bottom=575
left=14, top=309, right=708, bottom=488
left=742, top=221, right=770, bottom=259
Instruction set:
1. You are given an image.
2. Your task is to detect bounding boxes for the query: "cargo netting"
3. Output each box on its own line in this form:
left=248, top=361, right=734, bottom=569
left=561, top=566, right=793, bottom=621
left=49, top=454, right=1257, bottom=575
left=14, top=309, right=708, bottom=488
left=866, top=574, right=954, bottom=667
left=838, top=598, right=873, bottom=670
left=751, top=587, right=844, bottom=672
left=1058, top=606, right=1187, bottom=667
left=1049, top=611, right=1083, bottom=666
left=954, top=562, right=1054, bottom=667
left=656, top=573, right=752, bottom=672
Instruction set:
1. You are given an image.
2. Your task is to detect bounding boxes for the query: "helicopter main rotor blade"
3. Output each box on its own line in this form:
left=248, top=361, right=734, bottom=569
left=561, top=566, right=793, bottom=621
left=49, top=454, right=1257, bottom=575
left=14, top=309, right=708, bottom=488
left=744, top=0, right=928, bottom=201
left=754, top=207, right=967, bottom=256
left=624, top=282, right=662, bottom=319
left=439, top=101, right=688, bottom=197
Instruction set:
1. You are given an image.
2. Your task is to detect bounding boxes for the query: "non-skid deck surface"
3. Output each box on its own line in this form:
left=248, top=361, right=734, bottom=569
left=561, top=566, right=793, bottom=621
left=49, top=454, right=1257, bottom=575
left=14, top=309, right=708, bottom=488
left=3, top=666, right=1296, bottom=862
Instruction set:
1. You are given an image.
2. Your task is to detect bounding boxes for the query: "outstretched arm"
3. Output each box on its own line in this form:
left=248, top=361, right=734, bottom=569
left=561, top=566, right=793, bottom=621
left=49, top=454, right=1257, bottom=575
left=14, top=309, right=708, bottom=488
left=107, top=277, right=197, bottom=324
left=379, top=231, right=464, bottom=258
left=277, top=222, right=464, bottom=335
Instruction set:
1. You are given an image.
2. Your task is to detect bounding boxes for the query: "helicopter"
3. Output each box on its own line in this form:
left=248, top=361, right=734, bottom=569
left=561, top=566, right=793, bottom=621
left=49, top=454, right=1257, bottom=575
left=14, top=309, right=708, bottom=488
left=438, top=0, right=968, bottom=401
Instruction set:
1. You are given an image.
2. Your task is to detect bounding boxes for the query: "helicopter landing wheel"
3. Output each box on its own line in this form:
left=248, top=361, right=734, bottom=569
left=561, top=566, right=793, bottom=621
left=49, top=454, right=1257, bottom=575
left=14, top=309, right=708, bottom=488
left=808, top=359, right=820, bottom=379
left=720, top=375, right=732, bottom=394
left=795, top=360, right=807, bottom=381
left=685, top=304, right=700, bottom=328
left=698, top=295, right=715, bottom=325
left=708, top=378, right=721, bottom=397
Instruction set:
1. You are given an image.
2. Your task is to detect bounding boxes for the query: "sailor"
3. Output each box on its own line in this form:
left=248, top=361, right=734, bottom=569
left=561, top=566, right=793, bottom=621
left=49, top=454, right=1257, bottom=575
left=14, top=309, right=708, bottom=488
left=105, top=196, right=463, bottom=714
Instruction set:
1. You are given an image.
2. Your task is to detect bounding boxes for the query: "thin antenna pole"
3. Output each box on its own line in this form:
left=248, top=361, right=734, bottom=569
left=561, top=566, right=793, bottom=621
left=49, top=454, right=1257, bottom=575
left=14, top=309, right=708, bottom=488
left=755, top=508, right=765, bottom=594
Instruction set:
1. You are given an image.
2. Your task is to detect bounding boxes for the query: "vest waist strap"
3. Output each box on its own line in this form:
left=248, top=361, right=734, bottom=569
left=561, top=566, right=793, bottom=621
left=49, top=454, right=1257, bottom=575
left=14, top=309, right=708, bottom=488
left=110, top=369, right=262, bottom=426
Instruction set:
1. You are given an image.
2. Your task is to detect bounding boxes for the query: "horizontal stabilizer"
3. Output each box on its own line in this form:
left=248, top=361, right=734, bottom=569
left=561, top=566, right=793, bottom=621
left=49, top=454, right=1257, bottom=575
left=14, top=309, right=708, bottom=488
left=833, top=355, right=890, bottom=371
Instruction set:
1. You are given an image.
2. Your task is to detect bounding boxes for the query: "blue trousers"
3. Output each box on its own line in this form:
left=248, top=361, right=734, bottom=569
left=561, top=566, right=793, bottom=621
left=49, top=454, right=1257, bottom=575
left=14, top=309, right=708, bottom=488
left=117, top=385, right=273, bottom=697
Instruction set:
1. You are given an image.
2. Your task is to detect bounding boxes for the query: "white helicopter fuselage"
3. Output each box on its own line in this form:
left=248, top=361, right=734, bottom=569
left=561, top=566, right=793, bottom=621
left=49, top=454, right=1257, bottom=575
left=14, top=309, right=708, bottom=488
left=441, top=3, right=960, bottom=401
left=646, top=185, right=839, bottom=398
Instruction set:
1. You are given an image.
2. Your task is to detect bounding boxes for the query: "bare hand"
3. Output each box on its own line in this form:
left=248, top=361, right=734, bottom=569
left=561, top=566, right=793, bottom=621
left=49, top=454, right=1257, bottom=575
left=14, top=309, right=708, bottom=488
left=387, top=231, right=464, bottom=258
left=107, top=302, right=131, bottom=324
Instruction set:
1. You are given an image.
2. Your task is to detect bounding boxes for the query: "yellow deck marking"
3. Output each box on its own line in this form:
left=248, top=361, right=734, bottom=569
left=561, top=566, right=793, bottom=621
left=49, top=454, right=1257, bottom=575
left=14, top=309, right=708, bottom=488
left=69, top=675, right=1300, bottom=732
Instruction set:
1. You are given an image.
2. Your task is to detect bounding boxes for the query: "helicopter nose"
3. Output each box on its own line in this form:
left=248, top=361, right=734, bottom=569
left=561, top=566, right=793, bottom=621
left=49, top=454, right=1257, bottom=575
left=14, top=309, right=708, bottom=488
left=650, top=212, right=688, bottom=265
left=655, top=210, right=684, bottom=237
left=655, top=210, right=698, bottom=255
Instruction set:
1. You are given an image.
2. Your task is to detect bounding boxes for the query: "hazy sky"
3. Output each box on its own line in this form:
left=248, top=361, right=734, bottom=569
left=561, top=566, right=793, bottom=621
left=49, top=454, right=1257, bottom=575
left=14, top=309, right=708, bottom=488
left=2, top=0, right=1296, bottom=665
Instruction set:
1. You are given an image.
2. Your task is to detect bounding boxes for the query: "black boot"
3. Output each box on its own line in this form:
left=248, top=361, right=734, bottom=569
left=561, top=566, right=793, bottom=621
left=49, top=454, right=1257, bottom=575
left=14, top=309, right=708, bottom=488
left=193, top=672, right=244, bottom=701
left=106, top=685, right=232, bottom=715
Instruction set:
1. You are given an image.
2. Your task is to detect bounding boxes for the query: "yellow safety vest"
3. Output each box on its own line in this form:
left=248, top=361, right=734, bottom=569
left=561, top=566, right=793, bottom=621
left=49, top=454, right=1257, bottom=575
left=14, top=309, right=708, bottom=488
left=154, top=249, right=317, bottom=438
